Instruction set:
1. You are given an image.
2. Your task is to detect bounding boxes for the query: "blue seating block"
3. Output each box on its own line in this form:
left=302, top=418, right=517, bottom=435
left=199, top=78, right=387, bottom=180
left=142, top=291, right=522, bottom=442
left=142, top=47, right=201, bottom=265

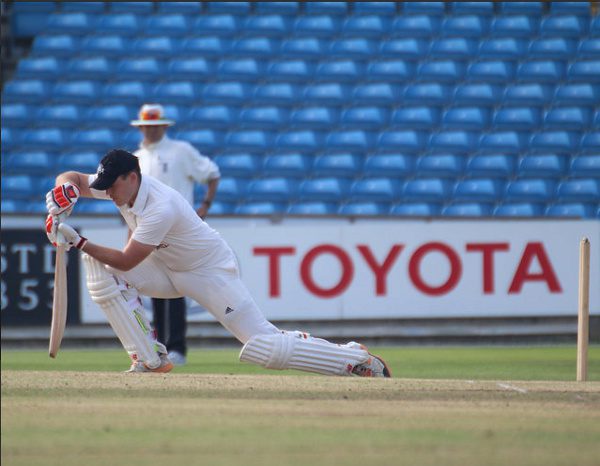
left=418, top=60, right=466, bottom=82
left=313, top=153, right=362, bottom=177
left=442, top=203, right=494, bottom=217
left=479, top=132, right=527, bottom=154
left=109, top=2, right=154, bottom=14
left=253, top=83, right=301, bottom=105
left=429, top=131, right=478, bottom=153
left=499, top=2, right=544, bottom=15
left=255, top=2, right=300, bottom=15
left=544, top=107, right=592, bottom=130
left=389, top=203, right=441, bottom=216
left=316, top=59, right=365, bottom=82
left=503, top=84, right=554, bottom=106
left=570, top=156, right=600, bottom=178
left=36, top=104, right=81, bottom=128
left=280, top=38, right=325, bottom=58
left=479, top=38, right=528, bottom=59
left=181, top=36, right=230, bottom=56
left=235, top=202, right=286, bottom=215
left=380, top=39, right=429, bottom=60
left=77, top=200, right=120, bottom=215
left=378, top=130, right=427, bottom=153
left=517, top=60, right=566, bottom=83
left=443, top=107, right=491, bottom=130
left=214, top=177, right=249, bottom=202
left=1, top=175, right=35, bottom=200
left=95, top=14, right=142, bottom=36
left=234, top=37, right=281, bottom=57
left=467, top=154, right=517, bottom=177
left=353, top=2, right=397, bottom=15
left=2, top=103, right=33, bottom=127
left=402, top=2, right=446, bottom=15
left=66, top=57, right=115, bottom=80
left=193, top=14, right=240, bottom=36
left=45, top=13, right=96, bottom=35
left=518, top=155, right=569, bottom=178
left=417, top=154, right=466, bottom=177
left=341, top=107, right=388, bottom=128
left=1, top=128, right=20, bottom=150
left=208, top=201, right=235, bottom=215
left=494, top=203, right=545, bottom=217
left=276, top=130, right=324, bottom=151
left=213, top=153, right=261, bottom=177
left=505, top=179, right=557, bottom=202
left=5, top=151, right=53, bottom=175
left=450, top=2, right=494, bottom=15
left=329, top=38, right=377, bottom=58
left=3, top=79, right=50, bottom=103
left=540, top=15, right=588, bottom=38
left=268, top=60, right=316, bottom=82
left=239, top=106, right=287, bottom=129
left=592, top=16, right=600, bottom=37
left=299, top=178, right=351, bottom=202
left=341, top=15, right=391, bottom=37
left=206, top=1, right=250, bottom=14
left=102, top=82, right=147, bottom=105
left=392, top=107, right=441, bottom=129
left=529, top=38, right=577, bottom=59
left=188, top=105, right=238, bottom=129
left=118, top=58, right=164, bottom=81
left=326, top=130, right=375, bottom=151
left=453, top=83, right=503, bottom=105
left=580, top=132, right=600, bottom=154
left=244, top=14, right=294, bottom=36
left=217, top=58, right=265, bottom=81
left=247, top=178, right=299, bottom=202
left=578, top=39, right=600, bottom=58
left=303, top=83, right=351, bottom=105
left=290, top=107, right=338, bottom=128
left=493, top=107, right=542, bottom=130
left=263, top=153, right=312, bottom=177
left=350, top=178, right=401, bottom=202
left=391, top=15, right=441, bottom=38
left=454, top=178, right=505, bottom=202
left=86, top=105, right=135, bottom=129
left=287, top=202, right=337, bottom=215
left=70, top=129, right=116, bottom=151
left=430, top=38, right=477, bottom=59
left=442, top=16, right=490, bottom=38
left=225, top=130, right=274, bottom=151
left=304, top=2, right=348, bottom=15
left=554, top=84, right=599, bottom=106
left=491, top=16, right=539, bottom=38
left=81, top=35, right=130, bottom=56
left=157, top=2, right=202, bottom=13
left=363, top=154, right=416, bottom=177
left=31, top=34, right=78, bottom=57
left=353, top=83, right=402, bottom=105
left=545, top=203, right=596, bottom=218
left=176, top=129, right=225, bottom=151
left=339, top=202, right=389, bottom=216
left=53, top=80, right=101, bottom=105
left=203, top=82, right=252, bottom=104
left=15, top=57, right=62, bottom=79
left=20, top=128, right=65, bottom=150
left=467, top=60, right=516, bottom=83
left=530, top=131, right=580, bottom=153
left=568, top=60, right=600, bottom=82
left=57, top=152, right=101, bottom=173
left=404, top=84, right=452, bottom=105
left=403, top=178, right=453, bottom=202
left=293, top=15, right=341, bottom=37
left=145, top=14, right=190, bottom=36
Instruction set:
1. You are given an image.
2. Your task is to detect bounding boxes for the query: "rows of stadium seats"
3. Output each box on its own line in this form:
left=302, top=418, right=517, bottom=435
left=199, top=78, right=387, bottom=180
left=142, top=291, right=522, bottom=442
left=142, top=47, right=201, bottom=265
left=2, top=1, right=599, bottom=218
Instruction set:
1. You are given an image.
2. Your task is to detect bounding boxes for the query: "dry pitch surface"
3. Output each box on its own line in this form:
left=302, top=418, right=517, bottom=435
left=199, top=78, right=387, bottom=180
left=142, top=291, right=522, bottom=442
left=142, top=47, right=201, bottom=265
left=3, top=370, right=600, bottom=466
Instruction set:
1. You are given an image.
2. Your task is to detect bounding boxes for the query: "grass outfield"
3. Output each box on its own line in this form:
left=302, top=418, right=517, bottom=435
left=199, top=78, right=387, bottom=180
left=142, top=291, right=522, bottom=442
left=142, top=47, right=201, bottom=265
left=2, top=346, right=600, bottom=466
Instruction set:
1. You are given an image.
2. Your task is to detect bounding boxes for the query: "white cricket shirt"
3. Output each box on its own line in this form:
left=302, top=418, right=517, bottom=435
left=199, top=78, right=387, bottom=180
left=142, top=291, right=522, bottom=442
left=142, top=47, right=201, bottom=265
left=89, top=174, right=235, bottom=272
left=134, top=135, right=220, bottom=206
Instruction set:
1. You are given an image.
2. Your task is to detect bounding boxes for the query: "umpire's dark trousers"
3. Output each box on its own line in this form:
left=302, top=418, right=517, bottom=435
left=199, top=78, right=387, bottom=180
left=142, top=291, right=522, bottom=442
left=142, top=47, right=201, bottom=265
left=152, top=297, right=187, bottom=356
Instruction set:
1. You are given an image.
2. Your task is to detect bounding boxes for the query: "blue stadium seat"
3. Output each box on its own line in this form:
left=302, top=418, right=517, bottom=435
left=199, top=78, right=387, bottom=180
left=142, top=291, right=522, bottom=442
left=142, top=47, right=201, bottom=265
left=304, top=2, right=348, bottom=15
left=263, top=153, right=312, bottom=177
left=404, top=83, right=452, bottom=105
left=454, top=178, right=505, bottom=202
left=206, top=1, right=250, bottom=14
left=70, top=129, right=116, bottom=151
left=479, top=132, right=527, bottom=154
left=363, top=154, right=416, bottom=177
left=144, top=14, right=190, bottom=36
left=403, top=179, right=453, bottom=202
left=503, top=84, right=554, bottom=106
left=429, top=131, right=478, bottom=153
left=1, top=175, right=36, bottom=200
left=290, top=106, right=338, bottom=128
left=529, top=38, right=578, bottom=59
left=443, top=107, right=490, bottom=130
left=441, top=16, right=490, bottom=38
left=10, top=2, right=56, bottom=37
left=551, top=2, right=590, bottom=15
left=329, top=38, right=377, bottom=58
left=479, top=38, right=528, bottom=59
left=530, top=131, right=580, bottom=154
left=77, top=200, right=120, bottom=215
left=66, top=57, right=114, bottom=80
left=213, top=153, right=261, bottom=177
left=293, top=15, right=341, bottom=37
left=2, top=103, right=33, bottom=128
left=540, top=15, right=588, bottom=38
left=391, top=15, right=441, bottom=38
left=340, top=107, right=389, bottom=128
left=102, top=81, right=148, bottom=105
left=175, top=129, right=225, bottom=151
left=568, top=60, right=600, bottom=82
left=570, top=155, right=600, bottom=178
left=339, top=202, right=389, bottom=216
left=118, top=130, right=142, bottom=151
left=1, top=128, right=20, bottom=151
left=326, top=130, right=375, bottom=151
left=442, top=202, right=494, bottom=217
left=36, top=104, right=81, bottom=128
left=389, top=202, right=442, bottom=216
left=239, top=106, right=288, bottom=129
left=15, top=57, right=62, bottom=80
left=592, top=15, right=600, bottom=37
left=187, top=105, right=238, bottom=128
left=20, top=128, right=65, bottom=150
left=402, top=2, right=446, bottom=15
left=217, top=58, right=265, bottom=81
left=505, top=179, right=557, bottom=202
left=544, top=107, right=592, bottom=130
left=117, top=58, right=164, bottom=81
left=225, top=130, right=274, bottom=151
left=246, top=178, right=299, bottom=202
left=429, top=38, right=478, bottom=59
left=52, top=80, right=100, bottom=105
left=578, top=38, right=600, bottom=58
left=287, top=202, right=337, bottom=215
left=202, top=82, right=252, bottom=104
left=181, top=36, right=230, bottom=57
left=453, top=83, right=503, bottom=106
left=5, top=151, right=53, bottom=175
left=280, top=38, right=325, bottom=58
left=213, top=177, right=249, bottom=203
left=341, top=15, right=391, bottom=37
left=253, top=83, right=301, bottom=105
left=85, top=105, right=135, bottom=129
left=244, top=15, right=293, bottom=37
left=315, top=60, right=365, bottom=82
left=303, top=83, right=351, bottom=105
left=235, top=202, right=286, bottom=215
left=56, top=151, right=102, bottom=173
left=45, top=12, right=96, bottom=35
left=494, top=203, right=545, bottom=217
left=255, top=2, right=300, bottom=15
left=553, top=84, right=599, bottom=106
left=298, top=178, right=351, bottom=202
left=157, top=2, right=202, bottom=13
left=192, top=14, right=240, bottom=36
left=545, top=203, right=596, bottom=218
left=31, top=34, right=77, bottom=57
left=417, top=154, right=466, bottom=177
left=467, top=154, right=517, bottom=177
left=450, top=2, right=494, bottom=15
left=379, top=39, right=429, bottom=60
left=95, top=14, right=142, bottom=36
left=498, top=2, right=544, bottom=15
left=1, top=199, right=29, bottom=214
left=418, top=60, right=466, bottom=83
left=80, top=35, right=130, bottom=56
left=208, top=201, right=235, bottom=215
left=353, top=2, right=397, bottom=15
left=467, top=60, right=515, bottom=83
left=232, top=37, right=281, bottom=57
left=132, top=37, right=178, bottom=57
left=378, top=130, right=427, bottom=153
left=493, top=107, right=542, bottom=130
left=108, top=2, right=153, bottom=13
left=518, top=154, right=569, bottom=178
left=2, top=79, right=50, bottom=105
left=580, top=132, right=600, bottom=154
left=392, top=106, right=441, bottom=129
left=517, top=60, right=566, bottom=83
left=268, top=60, right=316, bottom=82
left=313, top=153, right=362, bottom=177
left=491, top=16, right=539, bottom=38
left=353, top=83, right=402, bottom=105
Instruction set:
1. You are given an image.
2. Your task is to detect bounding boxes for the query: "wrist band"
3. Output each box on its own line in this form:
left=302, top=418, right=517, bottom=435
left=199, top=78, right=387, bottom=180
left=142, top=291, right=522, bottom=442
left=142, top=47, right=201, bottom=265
left=76, top=236, right=88, bottom=250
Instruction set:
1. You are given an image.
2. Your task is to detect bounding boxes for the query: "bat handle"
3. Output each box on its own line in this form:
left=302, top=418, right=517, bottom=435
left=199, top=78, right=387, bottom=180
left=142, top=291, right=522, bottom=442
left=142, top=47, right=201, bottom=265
left=55, top=213, right=66, bottom=245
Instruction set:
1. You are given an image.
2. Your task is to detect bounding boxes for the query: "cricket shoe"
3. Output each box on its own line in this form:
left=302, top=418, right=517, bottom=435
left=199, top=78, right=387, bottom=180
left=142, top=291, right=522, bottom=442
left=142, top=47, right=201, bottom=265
left=348, top=343, right=392, bottom=378
left=168, top=350, right=187, bottom=366
left=125, top=353, right=174, bottom=373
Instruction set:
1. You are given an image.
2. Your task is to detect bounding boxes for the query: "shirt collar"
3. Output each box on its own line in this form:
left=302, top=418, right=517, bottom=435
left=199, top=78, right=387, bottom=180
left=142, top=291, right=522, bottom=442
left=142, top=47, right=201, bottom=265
left=128, top=175, right=150, bottom=215
left=141, top=135, right=170, bottom=151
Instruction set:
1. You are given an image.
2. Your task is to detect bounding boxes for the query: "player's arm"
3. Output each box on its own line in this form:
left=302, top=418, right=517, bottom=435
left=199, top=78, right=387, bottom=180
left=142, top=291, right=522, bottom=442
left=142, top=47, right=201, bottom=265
left=196, top=176, right=219, bottom=219
left=55, top=171, right=95, bottom=198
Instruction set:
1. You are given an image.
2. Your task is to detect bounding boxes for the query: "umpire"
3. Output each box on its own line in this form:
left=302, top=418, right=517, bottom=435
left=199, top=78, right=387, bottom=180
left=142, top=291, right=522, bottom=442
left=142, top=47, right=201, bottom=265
left=130, top=103, right=221, bottom=365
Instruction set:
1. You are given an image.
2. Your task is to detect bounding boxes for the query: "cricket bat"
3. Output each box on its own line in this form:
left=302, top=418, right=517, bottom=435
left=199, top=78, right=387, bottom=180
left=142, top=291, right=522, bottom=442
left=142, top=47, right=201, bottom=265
left=49, top=222, right=67, bottom=358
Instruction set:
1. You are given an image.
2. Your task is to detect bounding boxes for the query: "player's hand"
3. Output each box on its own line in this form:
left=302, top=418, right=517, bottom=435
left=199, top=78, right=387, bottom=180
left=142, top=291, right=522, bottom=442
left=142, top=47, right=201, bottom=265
left=45, top=214, right=59, bottom=246
left=46, top=183, right=80, bottom=217
left=57, top=223, right=88, bottom=250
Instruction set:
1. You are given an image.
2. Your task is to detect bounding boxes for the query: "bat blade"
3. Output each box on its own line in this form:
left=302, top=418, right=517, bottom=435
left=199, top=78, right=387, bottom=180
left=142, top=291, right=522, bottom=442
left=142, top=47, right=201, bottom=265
left=49, top=243, right=68, bottom=358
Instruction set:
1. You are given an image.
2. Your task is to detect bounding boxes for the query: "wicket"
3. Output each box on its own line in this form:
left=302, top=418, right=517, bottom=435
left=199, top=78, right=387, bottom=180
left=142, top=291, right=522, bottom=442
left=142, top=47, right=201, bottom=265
left=576, top=237, right=590, bottom=382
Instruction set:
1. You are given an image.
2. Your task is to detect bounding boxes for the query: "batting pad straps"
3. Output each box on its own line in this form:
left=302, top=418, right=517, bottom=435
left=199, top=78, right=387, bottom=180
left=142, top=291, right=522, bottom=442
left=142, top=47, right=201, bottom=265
left=239, top=331, right=370, bottom=376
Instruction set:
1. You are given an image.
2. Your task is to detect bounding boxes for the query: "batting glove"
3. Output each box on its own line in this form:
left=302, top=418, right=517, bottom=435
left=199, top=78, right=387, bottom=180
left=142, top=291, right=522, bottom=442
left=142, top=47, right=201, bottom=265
left=57, top=223, right=88, bottom=250
left=45, top=214, right=59, bottom=246
left=46, top=183, right=80, bottom=217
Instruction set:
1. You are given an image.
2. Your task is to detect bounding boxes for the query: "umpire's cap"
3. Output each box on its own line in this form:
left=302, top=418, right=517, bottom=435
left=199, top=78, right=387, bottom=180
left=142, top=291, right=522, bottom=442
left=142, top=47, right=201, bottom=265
left=130, top=103, right=174, bottom=126
left=89, top=149, right=140, bottom=190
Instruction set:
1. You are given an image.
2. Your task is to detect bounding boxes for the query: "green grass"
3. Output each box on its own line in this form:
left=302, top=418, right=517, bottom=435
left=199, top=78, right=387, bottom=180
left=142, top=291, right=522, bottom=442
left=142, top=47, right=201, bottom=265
left=2, top=345, right=599, bottom=380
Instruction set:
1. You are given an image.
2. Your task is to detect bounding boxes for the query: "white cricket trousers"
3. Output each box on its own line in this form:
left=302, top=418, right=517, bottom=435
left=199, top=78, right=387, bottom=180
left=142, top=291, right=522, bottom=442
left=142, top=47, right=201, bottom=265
left=109, top=255, right=279, bottom=344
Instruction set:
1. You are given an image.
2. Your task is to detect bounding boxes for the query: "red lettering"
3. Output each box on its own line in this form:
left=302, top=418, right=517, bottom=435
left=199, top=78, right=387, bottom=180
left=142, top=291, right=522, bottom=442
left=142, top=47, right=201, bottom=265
left=357, top=244, right=404, bottom=295
left=253, top=247, right=295, bottom=297
left=466, top=243, right=510, bottom=294
left=300, top=245, right=353, bottom=298
left=509, top=242, right=562, bottom=293
left=409, top=242, right=462, bottom=296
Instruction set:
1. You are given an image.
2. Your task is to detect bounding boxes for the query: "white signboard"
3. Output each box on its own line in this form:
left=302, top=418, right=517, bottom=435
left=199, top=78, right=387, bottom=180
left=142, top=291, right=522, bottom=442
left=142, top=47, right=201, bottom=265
left=80, top=219, right=599, bottom=323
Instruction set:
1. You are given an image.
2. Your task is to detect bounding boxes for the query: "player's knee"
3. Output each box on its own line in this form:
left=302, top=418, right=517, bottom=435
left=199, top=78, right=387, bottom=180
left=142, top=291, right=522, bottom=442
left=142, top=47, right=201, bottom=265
left=239, top=332, right=297, bottom=370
